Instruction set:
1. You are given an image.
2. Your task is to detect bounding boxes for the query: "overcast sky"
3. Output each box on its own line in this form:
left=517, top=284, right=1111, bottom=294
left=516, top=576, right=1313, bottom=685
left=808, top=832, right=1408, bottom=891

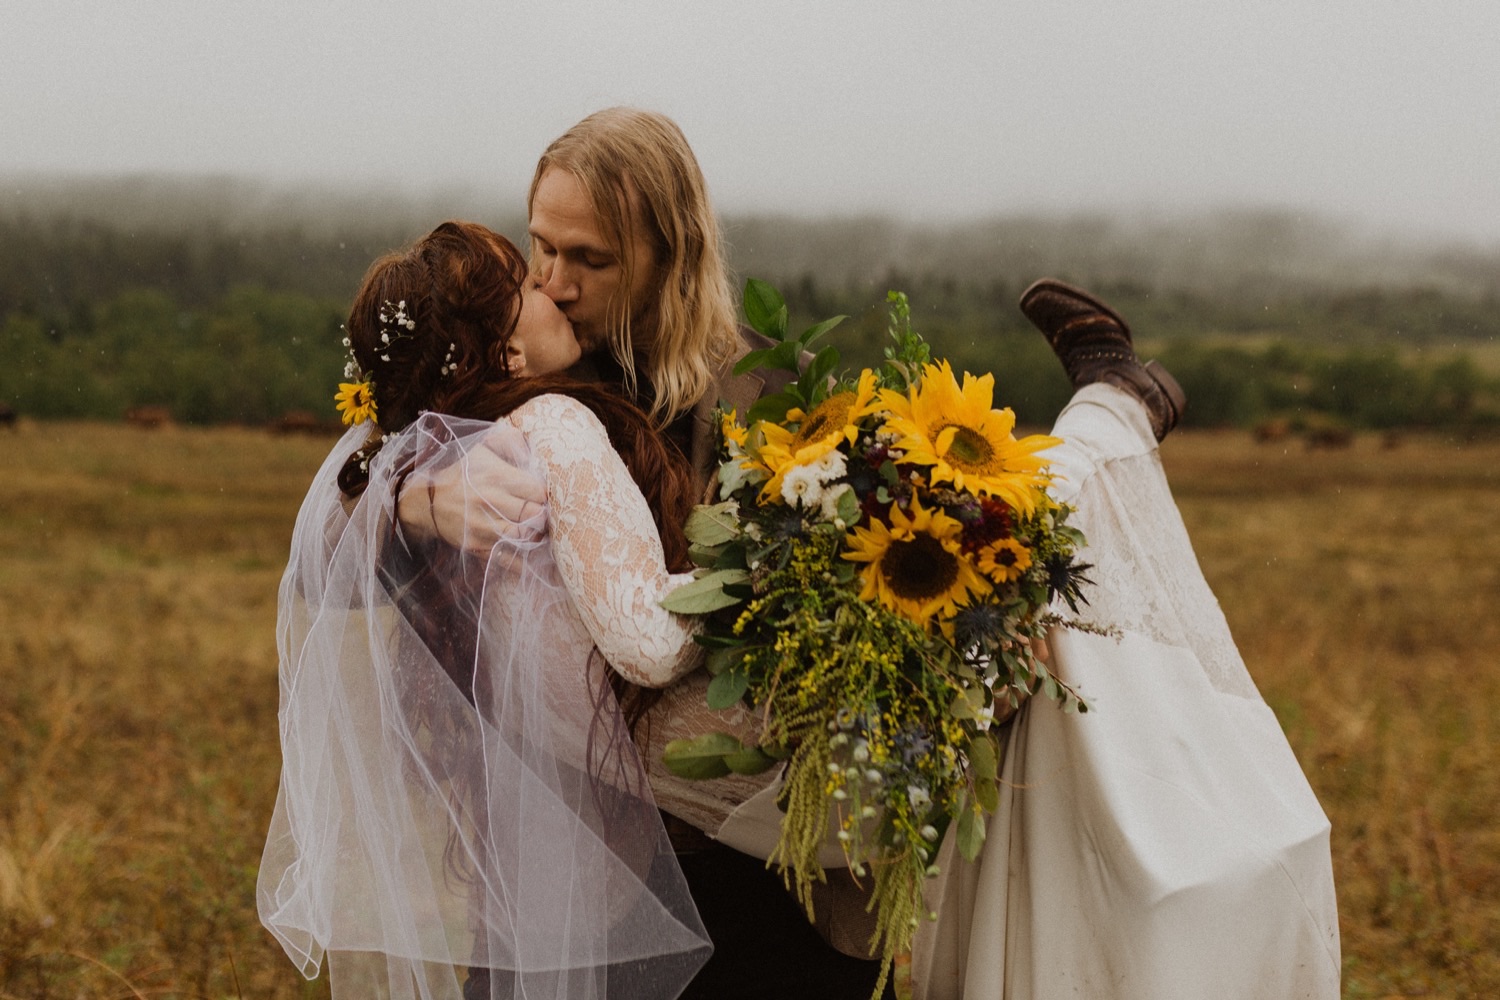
left=4, top=0, right=1497, bottom=244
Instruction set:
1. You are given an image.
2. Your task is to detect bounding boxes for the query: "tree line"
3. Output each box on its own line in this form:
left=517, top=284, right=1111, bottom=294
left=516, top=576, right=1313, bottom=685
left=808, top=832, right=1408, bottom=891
left=2, top=185, right=1498, bottom=432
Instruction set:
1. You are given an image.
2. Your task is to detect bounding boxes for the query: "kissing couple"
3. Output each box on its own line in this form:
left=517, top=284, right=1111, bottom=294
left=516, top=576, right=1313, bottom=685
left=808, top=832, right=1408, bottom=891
left=258, top=108, right=1341, bottom=1000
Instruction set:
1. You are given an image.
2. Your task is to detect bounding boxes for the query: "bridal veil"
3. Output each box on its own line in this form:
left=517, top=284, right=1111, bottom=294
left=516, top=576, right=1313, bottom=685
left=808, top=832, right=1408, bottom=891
left=258, top=414, right=710, bottom=1000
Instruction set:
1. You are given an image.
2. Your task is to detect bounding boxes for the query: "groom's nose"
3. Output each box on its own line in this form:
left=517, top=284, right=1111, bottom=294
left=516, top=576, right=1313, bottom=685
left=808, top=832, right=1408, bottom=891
left=538, top=261, right=579, bottom=305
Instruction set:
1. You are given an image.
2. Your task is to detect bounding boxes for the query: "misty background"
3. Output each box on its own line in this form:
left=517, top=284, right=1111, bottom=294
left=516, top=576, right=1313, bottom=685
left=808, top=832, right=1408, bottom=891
left=2, top=1, right=1497, bottom=431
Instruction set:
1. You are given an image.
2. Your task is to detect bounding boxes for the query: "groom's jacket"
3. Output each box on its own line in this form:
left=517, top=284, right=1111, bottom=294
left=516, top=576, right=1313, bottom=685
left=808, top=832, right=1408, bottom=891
left=685, top=325, right=798, bottom=498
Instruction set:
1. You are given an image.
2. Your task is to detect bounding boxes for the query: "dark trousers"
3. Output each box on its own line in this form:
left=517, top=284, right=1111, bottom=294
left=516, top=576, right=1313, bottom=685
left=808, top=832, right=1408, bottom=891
left=675, top=842, right=896, bottom=1000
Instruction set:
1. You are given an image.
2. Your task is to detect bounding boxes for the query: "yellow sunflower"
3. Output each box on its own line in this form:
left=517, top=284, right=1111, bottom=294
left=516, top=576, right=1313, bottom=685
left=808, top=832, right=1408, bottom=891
left=843, top=495, right=991, bottom=624
left=758, top=370, right=878, bottom=501
left=335, top=380, right=377, bottom=426
left=976, top=537, right=1032, bottom=583
left=878, top=361, right=1060, bottom=513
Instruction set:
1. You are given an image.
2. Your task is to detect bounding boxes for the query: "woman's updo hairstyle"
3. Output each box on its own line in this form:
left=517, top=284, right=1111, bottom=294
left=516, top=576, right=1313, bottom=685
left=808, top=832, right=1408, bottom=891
left=338, top=221, right=529, bottom=494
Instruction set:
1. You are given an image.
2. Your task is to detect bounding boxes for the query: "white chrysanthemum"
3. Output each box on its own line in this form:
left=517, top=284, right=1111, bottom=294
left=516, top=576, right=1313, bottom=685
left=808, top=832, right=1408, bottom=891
left=780, top=464, right=825, bottom=507
left=819, top=483, right=852, bottom=523
left=813, top=449, right=847, bottom=482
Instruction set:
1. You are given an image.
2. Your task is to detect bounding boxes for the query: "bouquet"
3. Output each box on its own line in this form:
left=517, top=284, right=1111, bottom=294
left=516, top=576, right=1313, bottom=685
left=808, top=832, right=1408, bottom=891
left=662, top=282, right=1101, bottom=989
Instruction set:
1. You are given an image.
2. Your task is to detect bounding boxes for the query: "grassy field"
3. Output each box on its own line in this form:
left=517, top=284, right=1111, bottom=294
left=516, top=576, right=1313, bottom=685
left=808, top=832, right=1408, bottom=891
left=1, top=421, right=1497, bottom=999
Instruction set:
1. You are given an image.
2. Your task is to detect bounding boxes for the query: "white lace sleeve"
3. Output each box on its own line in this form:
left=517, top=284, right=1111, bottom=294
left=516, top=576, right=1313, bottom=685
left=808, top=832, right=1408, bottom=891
left=511, top=394, right=702, bottom=687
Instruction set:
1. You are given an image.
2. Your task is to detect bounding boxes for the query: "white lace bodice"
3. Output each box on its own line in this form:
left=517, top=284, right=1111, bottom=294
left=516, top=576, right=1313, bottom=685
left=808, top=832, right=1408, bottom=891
left=508, top=394, right=702, bottom=688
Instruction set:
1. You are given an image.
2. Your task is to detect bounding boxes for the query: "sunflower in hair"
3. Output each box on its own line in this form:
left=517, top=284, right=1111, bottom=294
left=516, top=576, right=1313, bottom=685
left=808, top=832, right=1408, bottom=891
left=335, top=380, right=377, bottom=426
left=879, top=361, right=1059, bottom=514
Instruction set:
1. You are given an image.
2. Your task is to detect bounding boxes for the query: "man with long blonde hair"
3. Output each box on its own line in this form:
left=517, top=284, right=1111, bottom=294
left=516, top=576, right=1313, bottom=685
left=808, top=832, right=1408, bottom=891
left=403, top=108, right=890, bottom=1000
left=526, top=107, right=777, bottom=487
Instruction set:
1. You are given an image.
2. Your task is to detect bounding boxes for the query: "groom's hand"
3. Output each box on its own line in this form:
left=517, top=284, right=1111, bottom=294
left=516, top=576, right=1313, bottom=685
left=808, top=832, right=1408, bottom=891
left=396, top=424, right=547, bottom=552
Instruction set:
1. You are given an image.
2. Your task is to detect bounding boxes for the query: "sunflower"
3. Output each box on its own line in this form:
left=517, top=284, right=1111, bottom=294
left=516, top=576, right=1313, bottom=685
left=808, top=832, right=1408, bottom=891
left=843, top=495, right=991, bottom=624
left=758, top=370, right=878, bottom=501
left=335, top=380, right=377, bottom=426
left=976, top=537, right=1032, bottom=583
left=878, top=361, right=1060, bottom=513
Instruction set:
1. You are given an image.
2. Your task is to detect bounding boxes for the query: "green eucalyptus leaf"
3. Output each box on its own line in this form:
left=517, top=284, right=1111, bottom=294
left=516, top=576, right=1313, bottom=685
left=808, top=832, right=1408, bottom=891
left=743, top=279, right=788, bottom=340
left=716, top=457, right=764, bottom=499
left=688, top=543, right=725, bottom=568
left=706, top=669, right=750, bottom=709
left=747, top=390, right=801, bottom=426
left=684, top=502, right=741, bottom=546
left=713, top=545, right=748, bottom=570
left=949, top=684, right=988, bottom=721
left=835, top=488, right=860, bottom=524
left=768, top=340, right=802, bottom=373
left=956, top=804, right=987, bottom=862
left=723, top=581, right=756, bottom=601
left=693, top=633, right=743, bottom=649
left=659, top=568, right=750, bottom=614
left=662, top=732, right=741, bottom=780
left=803, top=345, right=841, bottom=394
left=724, top=745, right=778, bottom=776
left=798, top=315, right=847, bottom=349
left=704, top=645, right=744, bottom=677
left=1042, top=673, right=1061, bottom=702
left=732, top=347, right=775, bottom=376
left=969, top=733, right=1000, bottom=813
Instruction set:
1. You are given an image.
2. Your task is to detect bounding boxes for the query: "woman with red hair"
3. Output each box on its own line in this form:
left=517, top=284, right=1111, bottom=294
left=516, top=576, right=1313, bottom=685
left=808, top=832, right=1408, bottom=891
left=258, top=221, right=713, bottom=1000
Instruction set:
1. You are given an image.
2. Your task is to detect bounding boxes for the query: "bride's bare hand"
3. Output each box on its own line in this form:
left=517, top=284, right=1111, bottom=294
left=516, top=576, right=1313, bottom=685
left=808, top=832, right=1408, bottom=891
left=1031, top=631, right=1052, bottom=665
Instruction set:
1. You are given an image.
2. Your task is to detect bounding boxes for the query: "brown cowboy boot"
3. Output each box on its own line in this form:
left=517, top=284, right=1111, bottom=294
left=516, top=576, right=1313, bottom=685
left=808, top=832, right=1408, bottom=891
left=1018, top=278, right=1187, bottom=441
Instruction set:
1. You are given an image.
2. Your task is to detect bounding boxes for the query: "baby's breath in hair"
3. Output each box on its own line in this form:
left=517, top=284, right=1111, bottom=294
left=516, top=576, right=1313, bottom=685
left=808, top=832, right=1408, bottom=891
left=335, top=301, right=460, bottom=426
left=335, top=320, right=377, bottom=426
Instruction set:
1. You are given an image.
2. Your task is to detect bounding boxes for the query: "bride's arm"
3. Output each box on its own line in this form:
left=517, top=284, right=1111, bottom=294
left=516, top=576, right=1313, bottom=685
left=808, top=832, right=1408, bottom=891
left=511, top=394, right=702, bottom=688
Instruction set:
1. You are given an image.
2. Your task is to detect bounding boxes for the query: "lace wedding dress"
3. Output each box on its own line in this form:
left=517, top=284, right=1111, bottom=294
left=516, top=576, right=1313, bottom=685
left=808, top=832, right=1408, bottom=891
left=258, top=397, right=713, bottom=1000
left=911, top=384, right=1341, bottom=999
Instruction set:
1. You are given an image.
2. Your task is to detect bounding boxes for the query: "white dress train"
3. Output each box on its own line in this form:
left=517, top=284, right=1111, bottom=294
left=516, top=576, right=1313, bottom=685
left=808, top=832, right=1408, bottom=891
left=912, top=384, right=1341, bottom=999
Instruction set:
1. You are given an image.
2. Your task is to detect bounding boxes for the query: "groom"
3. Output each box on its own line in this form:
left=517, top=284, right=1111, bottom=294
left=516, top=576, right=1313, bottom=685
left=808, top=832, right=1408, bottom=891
left=408, top=107, right=895, bottom=1000
left=523, top=107, right=780, bottom=492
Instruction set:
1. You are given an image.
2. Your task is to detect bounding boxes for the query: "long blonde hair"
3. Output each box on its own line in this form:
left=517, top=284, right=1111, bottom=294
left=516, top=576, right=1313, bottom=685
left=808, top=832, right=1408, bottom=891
left=528, top=107, right=739, bottom=426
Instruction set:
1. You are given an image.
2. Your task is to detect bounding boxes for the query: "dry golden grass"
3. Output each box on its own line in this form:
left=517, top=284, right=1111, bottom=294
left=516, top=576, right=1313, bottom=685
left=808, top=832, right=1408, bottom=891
left=2, top=421, right=1497, bottom=998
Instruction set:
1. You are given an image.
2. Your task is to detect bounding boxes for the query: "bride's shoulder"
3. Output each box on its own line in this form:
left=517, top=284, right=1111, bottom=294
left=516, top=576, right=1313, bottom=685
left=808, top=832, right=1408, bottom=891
left=507, top=393, right=607, bottom=439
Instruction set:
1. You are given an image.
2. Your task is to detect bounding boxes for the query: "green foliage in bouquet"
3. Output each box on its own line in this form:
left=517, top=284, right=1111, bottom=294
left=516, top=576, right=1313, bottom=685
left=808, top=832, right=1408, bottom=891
left=661, top=280, right=1103, bottom=991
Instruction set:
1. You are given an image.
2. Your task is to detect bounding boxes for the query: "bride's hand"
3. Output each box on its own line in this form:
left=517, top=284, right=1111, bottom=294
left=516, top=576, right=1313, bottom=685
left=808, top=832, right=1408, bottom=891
left=396, top=425, right=547, bottom=552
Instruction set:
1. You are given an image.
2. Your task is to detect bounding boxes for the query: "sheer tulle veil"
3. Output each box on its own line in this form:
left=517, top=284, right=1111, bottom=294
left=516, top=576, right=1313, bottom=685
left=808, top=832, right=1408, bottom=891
left=258, top=414, right=711, bottom=1000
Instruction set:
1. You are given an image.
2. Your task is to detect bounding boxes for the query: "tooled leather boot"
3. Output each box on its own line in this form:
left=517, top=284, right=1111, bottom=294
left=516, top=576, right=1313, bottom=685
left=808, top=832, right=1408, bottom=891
left=1018, top=278, right=1187, bottom=441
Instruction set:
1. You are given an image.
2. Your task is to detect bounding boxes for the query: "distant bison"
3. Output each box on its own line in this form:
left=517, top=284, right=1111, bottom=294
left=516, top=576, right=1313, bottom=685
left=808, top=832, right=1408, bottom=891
left=272, top=410, right=341, bottom=436
left=0, top=403, right=15, bottom=429
left=124, top=405, right=173, bottom=429
left=1252, top=418, right=1293, bottom=444
left=1304, top=426, right=1354, bottom=450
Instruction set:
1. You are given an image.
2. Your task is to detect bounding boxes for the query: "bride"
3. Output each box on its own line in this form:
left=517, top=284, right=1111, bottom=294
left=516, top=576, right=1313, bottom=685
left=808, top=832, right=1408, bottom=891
left=910, top=281, right=1341, bottom=999
left=257, top=220, right=716, bottom=1000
